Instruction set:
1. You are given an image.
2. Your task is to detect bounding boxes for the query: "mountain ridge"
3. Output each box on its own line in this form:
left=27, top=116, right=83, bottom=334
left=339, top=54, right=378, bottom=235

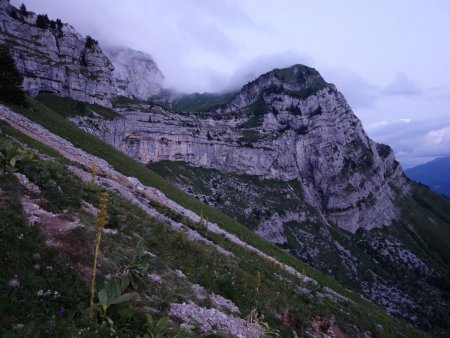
left=405, top=156, right=450, bottom=198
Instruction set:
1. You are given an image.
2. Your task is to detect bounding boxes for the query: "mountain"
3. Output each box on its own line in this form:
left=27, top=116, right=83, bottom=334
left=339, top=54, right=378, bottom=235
left=104, top=46, right=164, bottom=100
left=0, top=96, right=430, bottom=338
left=72, top=65, right=450, bottom=334
left=0, top=1, right=165, bottom=105
left=1, top=1, right=450, bottom=336
left=0, top=0, right=114, bottom=106
left=405, top=156, right=450, bottom=198
left=76, top=64, right=407, bottom=234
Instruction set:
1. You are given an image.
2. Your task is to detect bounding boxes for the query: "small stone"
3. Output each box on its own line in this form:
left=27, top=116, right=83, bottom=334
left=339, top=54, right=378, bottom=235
left=33, top=264, right=41, bottom=270
left=32, top=253, right=41, bottom=260
left=8, top=278, right=20, bottom=288
left=13, top=323, right=24, bottom=330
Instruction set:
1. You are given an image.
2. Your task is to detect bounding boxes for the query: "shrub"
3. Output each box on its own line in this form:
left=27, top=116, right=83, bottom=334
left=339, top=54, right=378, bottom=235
left=85, top=35, right=98, bottom=49
left=56, top=18, right=63, bottom=31
left=36, top=14, right=50, bottom=29
left=0, top=139, right=33, bottom=173
left=19, top=4, right=28, bottom=16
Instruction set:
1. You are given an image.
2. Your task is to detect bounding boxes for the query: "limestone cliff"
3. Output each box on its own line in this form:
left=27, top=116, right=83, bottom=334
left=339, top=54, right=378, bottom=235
left=73, top=64, right=410, bottom=233
left=104, top=46, right=164, bottom=100
left=0, top=0, right=114, bottom=106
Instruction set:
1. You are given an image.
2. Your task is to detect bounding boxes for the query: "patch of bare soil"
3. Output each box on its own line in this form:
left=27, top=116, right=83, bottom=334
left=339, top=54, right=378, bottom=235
left=311, top=316, right=348, bottom=338
left=21, top=196, right=94, bottom=280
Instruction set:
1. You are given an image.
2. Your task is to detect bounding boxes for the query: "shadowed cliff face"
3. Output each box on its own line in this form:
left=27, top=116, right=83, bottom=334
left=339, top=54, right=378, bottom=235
left=0, top=0, right=114, bottom=106
left=73, top=64, right=410, bottom=233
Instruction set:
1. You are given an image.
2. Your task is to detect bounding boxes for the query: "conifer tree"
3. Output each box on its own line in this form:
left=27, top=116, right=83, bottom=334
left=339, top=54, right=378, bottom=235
left=0, top=45, right=26, bottom=106
left=19, top=4, right=28, bottom=16
left=36, top=14, right=50, bottom=29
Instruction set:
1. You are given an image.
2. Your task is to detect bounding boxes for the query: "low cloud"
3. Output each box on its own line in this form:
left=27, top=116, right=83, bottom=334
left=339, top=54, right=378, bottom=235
left=321, top=68, right=379, bottom=108
left=382, top=73, right=421, bottom=96
left=367, top=118, right=450, bottom=168
left=425, top=126, right=450, bottom=145
left=224, top=51, right=314, bottom=91
left=164, top=51, right=314, bottom=93
left=367, top=120, right=389, bottom=129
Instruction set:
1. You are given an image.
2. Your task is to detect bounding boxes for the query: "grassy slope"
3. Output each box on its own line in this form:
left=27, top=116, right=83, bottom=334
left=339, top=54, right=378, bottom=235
left=0, top=173, right=89, bottom=336
left=6, top=97, right=350, bottom=294
left=0, top=98, right=428, bottom=336
left=399, top=185, right=450, bottom=276
left=149, top=160, right=310, bottom=229
left=35, top=94, right=119, bottom=120
left=0, top=127, right=425, bottom=337
left=149, top=160, right=450, bottom=336
left=160, top=92, right=237, bottom=112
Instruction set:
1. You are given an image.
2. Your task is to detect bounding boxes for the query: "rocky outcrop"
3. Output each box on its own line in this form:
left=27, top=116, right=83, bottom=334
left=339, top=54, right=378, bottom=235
left=0, top=0, right=114, bottom=106
left=74, top=64, right=410, bottom=233
left=104, top=46, right=164, bottom=100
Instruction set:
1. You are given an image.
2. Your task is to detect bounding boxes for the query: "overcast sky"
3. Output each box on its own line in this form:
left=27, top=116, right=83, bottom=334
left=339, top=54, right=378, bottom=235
left=12, top=0, right=450, bottom=168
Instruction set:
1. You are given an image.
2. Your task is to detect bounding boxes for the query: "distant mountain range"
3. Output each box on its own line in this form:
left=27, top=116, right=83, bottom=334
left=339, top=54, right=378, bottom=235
left=405, top=156, right=450, bottom=198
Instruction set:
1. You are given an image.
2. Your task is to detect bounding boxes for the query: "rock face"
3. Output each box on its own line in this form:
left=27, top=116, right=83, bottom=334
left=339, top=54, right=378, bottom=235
left=0, top=0, right=114, bottom=106
left=74, top=64, right=410, bottom=233
left=104, top=46, right=164, bottom=100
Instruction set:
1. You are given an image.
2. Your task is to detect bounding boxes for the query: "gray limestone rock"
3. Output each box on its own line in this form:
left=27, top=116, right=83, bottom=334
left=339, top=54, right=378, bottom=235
left=104, top=46, right=164, bottom=100
left=74, top=65, right=410, bottom=233
left=0, top=0, right=114, bottom=106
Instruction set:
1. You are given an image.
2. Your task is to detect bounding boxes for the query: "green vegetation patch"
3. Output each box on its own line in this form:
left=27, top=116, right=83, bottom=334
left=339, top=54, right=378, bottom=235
left=149, top=161, right=307, bottom=229
left=162, top=91, right=237, bottom=113
left=36, top=94, right=119, bottom=120
left=0, top=173, right=89, bottom=336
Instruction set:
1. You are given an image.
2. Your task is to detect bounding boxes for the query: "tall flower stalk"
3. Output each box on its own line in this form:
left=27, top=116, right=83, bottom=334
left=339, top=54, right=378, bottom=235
left=90, top=162, right=97, bottom=183
left=89, top=191, right=109, bottom=319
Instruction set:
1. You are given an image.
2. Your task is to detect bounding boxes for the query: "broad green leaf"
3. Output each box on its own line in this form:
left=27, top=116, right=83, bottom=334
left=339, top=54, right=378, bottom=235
left=105, top=279, right=121, bottom=300
left=156, top=316, right=169, bottom=331
left=98, top=288, right=108, bottom=305
left=135, top=238, right=145, bottom=257
left=120, top=274, right=130, bottom=291
left=109, top=293, right=132, bottom=305
left=9, top=154, right=26, bottom=167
